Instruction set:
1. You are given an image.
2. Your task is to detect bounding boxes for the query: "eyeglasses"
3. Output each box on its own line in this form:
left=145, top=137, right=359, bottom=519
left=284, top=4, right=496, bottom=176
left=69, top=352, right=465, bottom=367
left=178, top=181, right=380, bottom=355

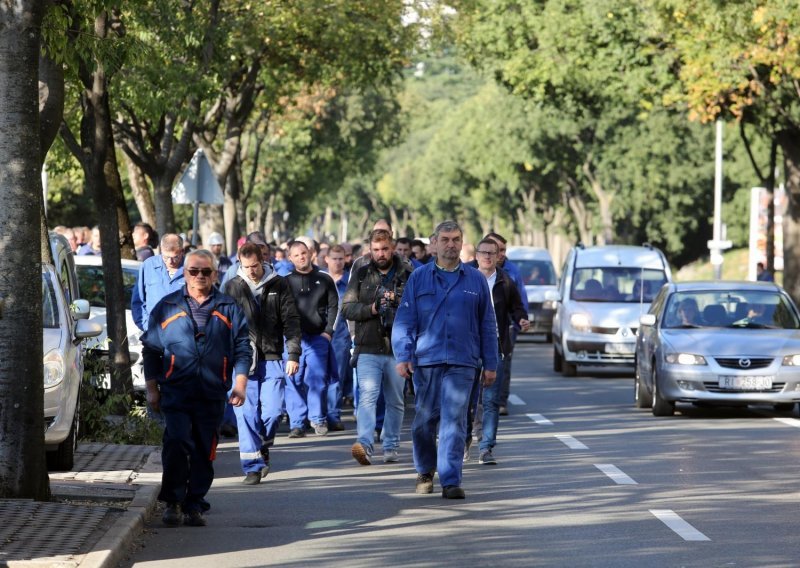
left=476, top=250, right=497, bottom=256
left=186, top=267, right=214, bottom=277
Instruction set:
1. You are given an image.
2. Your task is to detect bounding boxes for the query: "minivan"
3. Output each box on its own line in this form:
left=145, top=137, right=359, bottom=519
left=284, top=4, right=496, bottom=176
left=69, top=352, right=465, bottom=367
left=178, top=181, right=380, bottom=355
left=506, top=246, right=559, bottom=341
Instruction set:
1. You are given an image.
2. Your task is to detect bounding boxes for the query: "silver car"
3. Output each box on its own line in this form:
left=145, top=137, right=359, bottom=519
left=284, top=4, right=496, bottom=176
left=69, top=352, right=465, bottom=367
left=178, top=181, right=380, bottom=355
left=635, top=281, right=800, bottom=416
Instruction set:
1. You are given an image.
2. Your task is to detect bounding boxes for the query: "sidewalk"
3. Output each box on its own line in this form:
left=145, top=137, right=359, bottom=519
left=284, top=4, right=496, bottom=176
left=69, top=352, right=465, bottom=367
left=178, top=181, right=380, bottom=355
left=0, top=443, right=161, bottom=568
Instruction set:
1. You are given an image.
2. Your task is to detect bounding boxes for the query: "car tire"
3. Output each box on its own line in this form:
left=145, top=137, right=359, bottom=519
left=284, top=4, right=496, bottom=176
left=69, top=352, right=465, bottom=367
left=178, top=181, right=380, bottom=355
left=651, top=369, right=675, bottom=417
left=47, top=400, right=78, bottom=472
left=634, top=362, right=652, bottom=409
left=562, top=354, right=577, bottom=377
left=553, top=347, right=562, bottom=372
left=773, top=403, right=795, bottom=413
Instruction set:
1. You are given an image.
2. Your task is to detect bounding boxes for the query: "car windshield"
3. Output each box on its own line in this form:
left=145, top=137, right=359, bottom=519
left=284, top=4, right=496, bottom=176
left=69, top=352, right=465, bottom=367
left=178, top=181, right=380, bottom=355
left=42, top=272, right=59, bottom=328
left=570, top=268, right=667, bottom=303
left=511, top=259, right=557, bottom=286
left=663, top=290, right=800, bottom=329
left=76, top=265, right=137, bottom=308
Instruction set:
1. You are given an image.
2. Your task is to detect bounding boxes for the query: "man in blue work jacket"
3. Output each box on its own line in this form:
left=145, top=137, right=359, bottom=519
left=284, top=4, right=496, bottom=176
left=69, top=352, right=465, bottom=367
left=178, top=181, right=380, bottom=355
left=132, top=233, right=186, bottom=331
left=142, top=249, right=252, bottom=527
left=392, top=220, right=499, bottom=500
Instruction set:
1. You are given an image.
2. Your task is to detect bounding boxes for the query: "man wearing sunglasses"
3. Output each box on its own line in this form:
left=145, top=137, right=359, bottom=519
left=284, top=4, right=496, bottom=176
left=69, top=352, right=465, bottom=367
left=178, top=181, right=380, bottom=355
left=142, top=250, right=252, bottom=527
left=132, top=233, right=186, bottom=331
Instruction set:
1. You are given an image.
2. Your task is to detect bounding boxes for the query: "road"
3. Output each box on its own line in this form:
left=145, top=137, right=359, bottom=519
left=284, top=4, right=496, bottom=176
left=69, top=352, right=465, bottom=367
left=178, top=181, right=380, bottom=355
left=123, top=340, right=800, bottom=567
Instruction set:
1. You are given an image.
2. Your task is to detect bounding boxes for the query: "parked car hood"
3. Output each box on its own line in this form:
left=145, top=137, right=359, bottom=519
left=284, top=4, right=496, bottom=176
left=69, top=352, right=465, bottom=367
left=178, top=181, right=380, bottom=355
left=572, top=301, right=651, bottom=330
left=84, top=306, right=141, bottom=354
left=661, top=329, right=800, bottom=356
left=43, top=327, right=65, bottom=355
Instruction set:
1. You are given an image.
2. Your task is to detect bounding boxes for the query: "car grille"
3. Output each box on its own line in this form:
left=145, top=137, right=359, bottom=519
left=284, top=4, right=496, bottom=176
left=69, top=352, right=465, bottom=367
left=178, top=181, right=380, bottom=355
left=714, top=357, right=773, bottom=370
left=589, top=326, right=638, bottom=336
left=703, top=381, right=785, bottom=394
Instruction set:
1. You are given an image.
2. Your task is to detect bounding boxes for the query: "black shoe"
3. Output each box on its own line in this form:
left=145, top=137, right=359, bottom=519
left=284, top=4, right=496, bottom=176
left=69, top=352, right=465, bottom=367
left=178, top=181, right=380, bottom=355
left=415, top=472, right=434, bottom=494
left=328, top=421, right=346, bottom=432
left=499, top=406, right=508, bottom=416
left=260, top=445, right=271, bottom=478
left=183, top=510, right=207, bottom=526
left=442, top=485, right=466, bottom=499
left=162, top=503, right=182, bottom=526
left=288, top=428, right=306, bottom=438
left=243, top=472, right=261, bottom=485
left=219, top=423, right=238, bottom=438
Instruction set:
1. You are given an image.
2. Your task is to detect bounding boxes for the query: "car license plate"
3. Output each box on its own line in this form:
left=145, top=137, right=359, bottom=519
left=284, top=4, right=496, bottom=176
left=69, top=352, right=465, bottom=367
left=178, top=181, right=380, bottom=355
left=605, top=343, right=635, bottom=354
left=718, top=375, right=774, bottom=390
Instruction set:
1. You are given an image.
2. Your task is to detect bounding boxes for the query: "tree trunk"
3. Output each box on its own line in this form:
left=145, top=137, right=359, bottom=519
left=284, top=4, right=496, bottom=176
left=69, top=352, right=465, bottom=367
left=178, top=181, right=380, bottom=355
left=153, top=173, right=177, bottom=236
left=124, top=153, right=156, bottom=227
left=766, top=140, right=778, bottom=274
left=0, top=0, right=50, bottom=501
left=778, top=129, right=800, bottom=304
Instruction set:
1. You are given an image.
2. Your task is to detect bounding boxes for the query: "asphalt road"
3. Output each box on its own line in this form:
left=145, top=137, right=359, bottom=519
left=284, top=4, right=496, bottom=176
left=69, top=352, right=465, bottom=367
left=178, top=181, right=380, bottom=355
left=123, top=339, right=800, bottom=567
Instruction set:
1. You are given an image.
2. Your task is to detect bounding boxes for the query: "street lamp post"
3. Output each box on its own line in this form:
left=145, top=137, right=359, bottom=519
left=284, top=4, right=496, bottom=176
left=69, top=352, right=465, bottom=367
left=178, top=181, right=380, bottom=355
left=708, top=119, right=732, bottom=279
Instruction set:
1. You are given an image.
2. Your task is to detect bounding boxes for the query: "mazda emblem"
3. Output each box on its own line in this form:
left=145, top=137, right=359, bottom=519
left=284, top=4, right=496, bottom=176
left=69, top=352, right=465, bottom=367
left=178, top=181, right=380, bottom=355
left=739, top=358, right=751, bottom=368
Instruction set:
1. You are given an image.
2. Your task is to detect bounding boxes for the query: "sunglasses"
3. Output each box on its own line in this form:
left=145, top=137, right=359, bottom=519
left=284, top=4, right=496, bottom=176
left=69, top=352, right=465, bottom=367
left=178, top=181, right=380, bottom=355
left=186, top=267, right=214, bottom=277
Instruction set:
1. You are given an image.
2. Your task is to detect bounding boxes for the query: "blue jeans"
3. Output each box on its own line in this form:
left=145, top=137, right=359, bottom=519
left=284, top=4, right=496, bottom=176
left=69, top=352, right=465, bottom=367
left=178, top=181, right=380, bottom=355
left=479, top=357, right=504, bottom=452
left=233, top=360, right=285, bottom=474
left=331, top=320, right=353, bottom=401
left=412, top=364, right=475, bottom=488
left=355, top=354, right=404, bottom=452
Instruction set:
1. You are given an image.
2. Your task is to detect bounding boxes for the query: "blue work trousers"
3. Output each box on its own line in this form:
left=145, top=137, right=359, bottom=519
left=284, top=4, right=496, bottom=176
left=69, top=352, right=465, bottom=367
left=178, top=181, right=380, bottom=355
left=355, top=354, right=404, bottom=453
left=331, top=321, right=353, bottom=401
left=466, top=358, right=505, bottom=452
left=412, top=364, right=476, bottom=488
left=285, top=334, right=332, bottom=427
left=158, top=398, right=224, bottom=513
left=233, top=360, right=285, bottom=474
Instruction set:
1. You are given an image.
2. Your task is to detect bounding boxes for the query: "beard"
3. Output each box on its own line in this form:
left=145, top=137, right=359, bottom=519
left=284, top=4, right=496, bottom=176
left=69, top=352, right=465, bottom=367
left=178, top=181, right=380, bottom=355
left=374, top=256, right=392, bottom=270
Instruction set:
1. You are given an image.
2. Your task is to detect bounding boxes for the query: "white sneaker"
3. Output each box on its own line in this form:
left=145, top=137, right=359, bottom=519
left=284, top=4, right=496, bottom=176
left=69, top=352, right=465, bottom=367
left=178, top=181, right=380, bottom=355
left=383, top=449, right=399, bottom=463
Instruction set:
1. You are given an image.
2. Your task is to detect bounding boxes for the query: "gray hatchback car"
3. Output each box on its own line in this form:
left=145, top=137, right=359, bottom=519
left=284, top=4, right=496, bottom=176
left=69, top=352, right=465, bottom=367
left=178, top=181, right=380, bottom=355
left=635, top=281, right=800, bottom=416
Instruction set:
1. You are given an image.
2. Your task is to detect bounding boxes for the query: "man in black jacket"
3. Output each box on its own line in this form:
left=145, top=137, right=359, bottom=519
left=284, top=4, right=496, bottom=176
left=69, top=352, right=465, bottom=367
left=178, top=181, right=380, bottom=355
left=342, top=229, right=413, bottom=465
left=223, top=243, right=302, bottom=484
left=285, top=240, right=340, bottom=437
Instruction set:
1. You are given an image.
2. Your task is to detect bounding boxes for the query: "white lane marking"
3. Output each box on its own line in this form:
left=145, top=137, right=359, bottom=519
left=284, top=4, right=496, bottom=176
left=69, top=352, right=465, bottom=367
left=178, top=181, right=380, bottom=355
left=554, top=434, right=588, bottom=450
left=650, top=510, right=710, bottom=541
left=527, top=413, right=553, bottom=425
left=774, top=417, right=800, bottom=428
left=508, top=394, right=525, bottom=405
left=594, top=464, right=637, bottom=485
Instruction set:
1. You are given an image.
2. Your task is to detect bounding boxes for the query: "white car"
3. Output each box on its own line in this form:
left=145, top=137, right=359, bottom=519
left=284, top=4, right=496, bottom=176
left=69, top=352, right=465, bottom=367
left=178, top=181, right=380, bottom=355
left=507, top=246, right=559, bottom=341
left=74, top=256, right=145, bottom=395
left=552, top=244, right=671, bottom=376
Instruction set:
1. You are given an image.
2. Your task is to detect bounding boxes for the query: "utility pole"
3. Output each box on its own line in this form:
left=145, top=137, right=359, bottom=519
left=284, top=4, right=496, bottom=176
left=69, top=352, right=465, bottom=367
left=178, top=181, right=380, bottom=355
left=708, top=119, right=732, bottom=279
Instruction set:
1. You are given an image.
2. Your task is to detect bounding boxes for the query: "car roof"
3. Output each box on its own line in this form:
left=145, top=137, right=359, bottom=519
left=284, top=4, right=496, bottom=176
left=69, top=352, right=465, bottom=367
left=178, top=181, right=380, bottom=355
left=574, top=245, right=666, bottom=269
left=506, top=246, right=553, bottom=261
left=669, top=280, right=782, bottom=293
left=74, top=255, right=142, bottom=270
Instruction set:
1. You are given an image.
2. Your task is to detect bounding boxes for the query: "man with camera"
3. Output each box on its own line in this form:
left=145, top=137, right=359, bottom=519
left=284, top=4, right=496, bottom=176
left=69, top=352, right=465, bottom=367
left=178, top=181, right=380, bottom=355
left=342, top=229, right=413, bottom=465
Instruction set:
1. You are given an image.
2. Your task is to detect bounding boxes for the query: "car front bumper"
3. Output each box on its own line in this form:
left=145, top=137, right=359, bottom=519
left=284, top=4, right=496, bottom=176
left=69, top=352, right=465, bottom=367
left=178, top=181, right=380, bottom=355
left=563, top=331, right=637, bottom=366
left=657, top=364, right=800, bottom=404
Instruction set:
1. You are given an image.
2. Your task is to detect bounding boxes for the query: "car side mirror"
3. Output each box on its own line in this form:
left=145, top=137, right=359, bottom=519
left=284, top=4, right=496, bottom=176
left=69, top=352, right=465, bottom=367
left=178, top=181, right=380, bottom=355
left=639, top=314, right=656, bottom=327
left=71, top=299, right=91, bottom=320
left=74, top=320, right=103, bottom=343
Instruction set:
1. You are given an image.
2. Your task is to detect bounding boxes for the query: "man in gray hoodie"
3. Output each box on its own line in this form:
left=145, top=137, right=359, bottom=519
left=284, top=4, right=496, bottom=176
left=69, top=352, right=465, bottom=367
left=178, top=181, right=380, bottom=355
left=223, top=243, right=302, bottom=485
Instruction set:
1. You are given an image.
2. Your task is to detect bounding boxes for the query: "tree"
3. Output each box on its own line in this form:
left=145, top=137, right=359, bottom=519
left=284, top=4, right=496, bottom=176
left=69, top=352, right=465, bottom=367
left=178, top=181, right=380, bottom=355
left=0, top=0, right=50, bottom=500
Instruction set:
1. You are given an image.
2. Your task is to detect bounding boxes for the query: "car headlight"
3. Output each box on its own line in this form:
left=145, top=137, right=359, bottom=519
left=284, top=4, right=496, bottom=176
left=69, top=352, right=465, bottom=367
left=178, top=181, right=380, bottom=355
left=43, top=350, right=65, bottom=387
left=665, top=353, right=707, bottom=365
left=570, top=313, right=591, bottom=332
left=782, top=355, right=800, bottom=366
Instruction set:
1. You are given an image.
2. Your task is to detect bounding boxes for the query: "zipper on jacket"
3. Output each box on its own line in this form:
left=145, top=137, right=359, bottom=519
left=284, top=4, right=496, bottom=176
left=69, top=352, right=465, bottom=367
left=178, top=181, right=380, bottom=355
left=222, top=356, right=228, bottom=382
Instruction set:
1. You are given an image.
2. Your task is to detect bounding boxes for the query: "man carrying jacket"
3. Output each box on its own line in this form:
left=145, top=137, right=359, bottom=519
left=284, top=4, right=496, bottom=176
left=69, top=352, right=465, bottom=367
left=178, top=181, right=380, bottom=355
left=142, top=250, right=251, bottom=527
left=392, top=220, right=499, bottom=500
left=285, top=240, right=340, bottom=437
left=468, top=238, right=529, bottom=465
left=223, top=243, right=302, bottom=485
left=343, top=229, right=412, bottom=465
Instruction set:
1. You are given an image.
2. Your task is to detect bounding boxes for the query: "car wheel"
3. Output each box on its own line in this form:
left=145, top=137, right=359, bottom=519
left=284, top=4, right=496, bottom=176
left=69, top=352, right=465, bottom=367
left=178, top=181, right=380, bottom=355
left=553, top=347, right=562, bottom=372
left=47, top=399, right=78, bottom=472
left=651, top=368, right=675, bottom=417
left=545, top=333, right=553, bottom=343
left=773, top=403, right=795, bottom=413
left=562, top=354, right=577, bottom=377
left=634, top=361, right=652, bottom=409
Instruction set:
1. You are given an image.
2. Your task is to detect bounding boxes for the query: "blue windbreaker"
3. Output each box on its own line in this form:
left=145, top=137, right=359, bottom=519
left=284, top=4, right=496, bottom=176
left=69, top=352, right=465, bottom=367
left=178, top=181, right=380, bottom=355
left=132, top=255, right=186, bottom=330
left=391, top=262, right=498, bottom=371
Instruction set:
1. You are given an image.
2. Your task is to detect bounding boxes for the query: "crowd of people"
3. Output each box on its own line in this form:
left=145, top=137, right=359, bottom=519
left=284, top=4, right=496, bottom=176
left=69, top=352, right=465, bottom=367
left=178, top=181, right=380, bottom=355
left=65, top=218, right=533, bottom=526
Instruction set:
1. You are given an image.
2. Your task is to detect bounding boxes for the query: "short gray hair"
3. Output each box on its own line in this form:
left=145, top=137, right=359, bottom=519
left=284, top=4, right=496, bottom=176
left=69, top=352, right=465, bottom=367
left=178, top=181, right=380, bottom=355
left=161, top=233, right=184, bottom=251
left=185, top=249, right=218, bottom=270
left=432, top=220, right=462, bottom=240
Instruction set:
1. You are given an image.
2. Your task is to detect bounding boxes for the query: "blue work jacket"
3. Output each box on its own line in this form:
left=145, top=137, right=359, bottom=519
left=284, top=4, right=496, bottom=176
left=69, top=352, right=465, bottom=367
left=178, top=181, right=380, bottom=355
left=132, top=255, right=186, bottom=330
left=141, top=288, right=252, bottom=406
left=391, top=262, right=498, bottom=371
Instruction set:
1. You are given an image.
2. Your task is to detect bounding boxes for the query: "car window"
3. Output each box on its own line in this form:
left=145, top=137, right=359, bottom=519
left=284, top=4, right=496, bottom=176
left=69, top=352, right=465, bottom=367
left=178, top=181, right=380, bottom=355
left=76, top=265, right=137, bottom=308
left=570, top=268, right=667, bottom=303
left=663, top=290, right=800, bottom=329
left=42, top=272, right=59, bottom=328
left=512, top=259, right=557, bottom=285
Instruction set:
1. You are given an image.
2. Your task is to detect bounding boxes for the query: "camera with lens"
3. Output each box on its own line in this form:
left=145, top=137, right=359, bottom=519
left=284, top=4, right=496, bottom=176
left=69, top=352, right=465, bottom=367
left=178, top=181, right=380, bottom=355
left=374, top=283, right=401, bottom=335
